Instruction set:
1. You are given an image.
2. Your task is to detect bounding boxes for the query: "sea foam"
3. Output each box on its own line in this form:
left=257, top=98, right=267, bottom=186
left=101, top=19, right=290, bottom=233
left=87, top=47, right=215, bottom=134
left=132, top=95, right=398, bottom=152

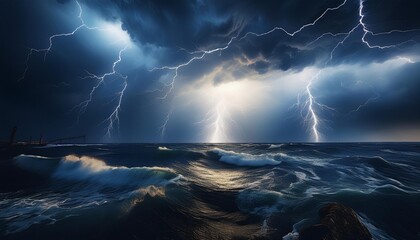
left=211, top=148, right=282, bottom=166
left=14, top=154, right=180, bottom=188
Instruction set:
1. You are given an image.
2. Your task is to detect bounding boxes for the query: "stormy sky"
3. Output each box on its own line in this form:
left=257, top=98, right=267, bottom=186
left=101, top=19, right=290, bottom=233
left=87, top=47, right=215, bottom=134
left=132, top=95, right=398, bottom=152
left=1, top=0, right=420, bottom=143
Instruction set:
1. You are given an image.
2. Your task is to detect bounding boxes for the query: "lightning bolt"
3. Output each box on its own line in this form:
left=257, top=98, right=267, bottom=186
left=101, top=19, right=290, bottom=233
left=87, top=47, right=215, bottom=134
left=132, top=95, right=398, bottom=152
left=19, top=0, right=131, bottom=139
left=330, top=24, right=361, bottom=60
left=301, top=0, right=420, bottom=141
left=75, top=46, right=128, bottom=117
left=348, top=93, right=379, bottom=114
left=304, top=72, right=321, bottom=142
left=156, top=0, right=419, bottom=142
left=239, top=0, right=349, bottom=41
left=18, top=0, right=99, bottom=82
left=306, top=25, right=366, bottom=141
left=152, top=0, right=350, bottom=141
left=103, top=80, right=128, bottom=139
left=294, top=21, right=363, bottom=142
left=76, top=45, right=129, bottom=138
left=194, top=100, right=236, bottom=143
left=151, top=37, right=236, bottom=99
left=151, top=38, right=237, bottom=138
left=329, top=0, right=420, bottom=60
left=210, top=102, right=228, bottom=143
left=347, top=55, right=417, bottom=115
left=296, top=70, right=337, bottom=142
left=16, top=0, right=419, bottom=142
left=239, top=0, right=349, bottom=142
left=296, top=22, right=362, bottom=142
left=86, top=0, right=420, bottom=142
left=159, top=106, right=173, bottom=139
left=305, top=32, right=349, bottom=48
left=358, top=0, right=420, bottom=49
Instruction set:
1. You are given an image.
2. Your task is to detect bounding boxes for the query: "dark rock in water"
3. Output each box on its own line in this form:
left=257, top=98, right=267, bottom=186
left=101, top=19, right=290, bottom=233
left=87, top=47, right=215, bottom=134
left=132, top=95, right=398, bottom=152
left=299, top=203, right=372, bottom=240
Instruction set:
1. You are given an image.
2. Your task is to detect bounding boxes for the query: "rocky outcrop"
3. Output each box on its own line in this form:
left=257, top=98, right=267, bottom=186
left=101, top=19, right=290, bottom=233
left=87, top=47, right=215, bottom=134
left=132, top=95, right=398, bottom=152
left=299, top=203, right=372, bottom=240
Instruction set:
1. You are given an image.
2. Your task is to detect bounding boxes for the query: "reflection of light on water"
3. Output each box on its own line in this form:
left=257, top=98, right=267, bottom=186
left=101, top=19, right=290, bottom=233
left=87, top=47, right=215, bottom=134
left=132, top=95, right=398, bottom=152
left=187, top=161, right=249, bottom=190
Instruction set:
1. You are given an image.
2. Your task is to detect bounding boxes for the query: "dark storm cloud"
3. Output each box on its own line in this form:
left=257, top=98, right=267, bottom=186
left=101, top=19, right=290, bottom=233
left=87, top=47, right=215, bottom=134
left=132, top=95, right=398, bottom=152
left=81, top=0, right=352, bottom=69
left=1, top=0, right=420, bottom=142
left=82, top=0, right=420, bottom=70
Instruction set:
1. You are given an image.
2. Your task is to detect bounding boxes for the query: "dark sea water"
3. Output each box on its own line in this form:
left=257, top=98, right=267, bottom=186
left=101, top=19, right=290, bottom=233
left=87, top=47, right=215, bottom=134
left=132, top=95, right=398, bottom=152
left=0, top=143, right=419, bottom=239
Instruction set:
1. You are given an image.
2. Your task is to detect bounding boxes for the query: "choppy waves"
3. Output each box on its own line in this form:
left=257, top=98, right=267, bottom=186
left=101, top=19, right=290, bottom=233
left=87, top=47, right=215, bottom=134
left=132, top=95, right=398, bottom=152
left=1, top=143, right=419, bottom=239
left=15, top=154, right=181, bottom=187
left=210, top=148, right=284, bottom=166
left=0, top=154, right=182, bottom=234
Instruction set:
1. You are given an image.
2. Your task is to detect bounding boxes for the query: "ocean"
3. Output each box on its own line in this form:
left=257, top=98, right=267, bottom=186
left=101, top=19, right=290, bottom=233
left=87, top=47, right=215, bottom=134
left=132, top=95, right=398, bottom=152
left=0, top=143, right=419, bottom=239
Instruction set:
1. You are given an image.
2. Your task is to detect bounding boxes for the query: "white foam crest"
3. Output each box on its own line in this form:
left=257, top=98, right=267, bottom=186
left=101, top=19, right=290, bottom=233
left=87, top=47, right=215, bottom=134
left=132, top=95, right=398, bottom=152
left=285, top=154, right=331, bottom=167
left=14, top=154, right=181, bottom=188
left=294, top=171, right=307, bottom=182
left=54, top=155, right=179, bottom=187
left=268, top=144, right=284, bottom=149
left=158, top=146, right=172, bottom=151
left=282, top=218, right=312, bottom=240
left=287, top=171, right=308, bottom=190
left=282, top=232, right=299, bottom=240
left=8, top=155, right=178, bottom=234
left=297, top=167, right=321, bottom=180
left=211, top=148, right=282, bottom=166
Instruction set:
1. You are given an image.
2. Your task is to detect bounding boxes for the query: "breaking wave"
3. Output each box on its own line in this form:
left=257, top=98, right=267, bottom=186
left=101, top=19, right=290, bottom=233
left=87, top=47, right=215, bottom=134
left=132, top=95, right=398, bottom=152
left=268, top=144, right=284, bottom=149
left=2, top=143, right=419, bottom=239
left=158, top=146, right=172, bottom=151
left=1, top=154, right=183, bottom=234
left=15, top=154, right=180, bottom=188
left=210, top=148, right=283, bottom=166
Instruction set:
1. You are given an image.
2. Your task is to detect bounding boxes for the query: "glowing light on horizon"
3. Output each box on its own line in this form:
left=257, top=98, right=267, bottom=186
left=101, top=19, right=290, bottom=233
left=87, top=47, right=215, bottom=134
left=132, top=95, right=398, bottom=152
left=209, top=101, right=228, bottom=143
left=152, top=0, right=351, bottom=141
left=183, top=77, right=270, bottom=143
left=152, top=0, right=420, bottom=142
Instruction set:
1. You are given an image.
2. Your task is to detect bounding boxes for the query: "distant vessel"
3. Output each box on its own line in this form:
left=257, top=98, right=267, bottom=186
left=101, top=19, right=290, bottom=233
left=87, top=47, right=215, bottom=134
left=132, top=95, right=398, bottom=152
left=1, top=126, right=85, bottom=148
left=0, top=126, right=46, bottom=148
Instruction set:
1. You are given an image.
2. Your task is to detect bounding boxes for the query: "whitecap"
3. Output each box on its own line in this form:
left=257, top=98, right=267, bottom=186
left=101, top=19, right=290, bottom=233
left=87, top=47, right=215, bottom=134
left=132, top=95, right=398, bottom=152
left=211, top=148, right=282, bottom=166
left=268, top=144, right=284, bottom=149
left=6, top=154, right=183, bottom=234
left=14, top=154, right=180, bottom=188
left=158, top=146, right=172, bottom=151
